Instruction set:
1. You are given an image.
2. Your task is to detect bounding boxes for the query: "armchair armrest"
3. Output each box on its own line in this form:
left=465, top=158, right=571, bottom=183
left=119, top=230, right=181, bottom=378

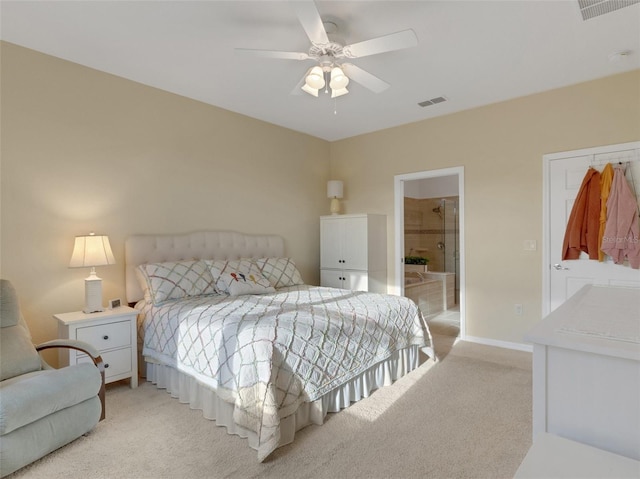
left=36, top=338, right=101, bottom=359
left=36, top=339, right=106, bottom=421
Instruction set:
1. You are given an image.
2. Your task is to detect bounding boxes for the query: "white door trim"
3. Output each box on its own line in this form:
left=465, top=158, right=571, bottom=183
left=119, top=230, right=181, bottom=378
left=542, top=141, right=640, bottom=316
left=394, top=166, right=466, bottom=340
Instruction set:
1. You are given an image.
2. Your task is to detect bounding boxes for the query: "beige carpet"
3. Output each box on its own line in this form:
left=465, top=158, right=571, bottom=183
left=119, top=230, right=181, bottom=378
left=9, top=339, right=532, bottom=479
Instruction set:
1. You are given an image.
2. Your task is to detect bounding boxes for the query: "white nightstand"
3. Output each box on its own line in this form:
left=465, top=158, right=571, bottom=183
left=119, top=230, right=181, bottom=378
left=54, top=306, right=139, bottom=388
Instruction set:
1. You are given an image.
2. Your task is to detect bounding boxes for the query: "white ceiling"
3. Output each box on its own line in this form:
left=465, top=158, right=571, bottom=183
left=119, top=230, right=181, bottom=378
left=1, top=1, right=639, bottom=141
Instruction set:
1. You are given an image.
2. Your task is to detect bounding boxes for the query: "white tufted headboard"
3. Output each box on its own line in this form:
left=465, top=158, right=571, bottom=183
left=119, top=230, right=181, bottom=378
left=125, top=231, right=285, bottom=304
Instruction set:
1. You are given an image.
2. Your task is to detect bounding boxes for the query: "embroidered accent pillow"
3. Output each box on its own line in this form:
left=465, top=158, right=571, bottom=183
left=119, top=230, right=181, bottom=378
left=137, top=260, right=217, bottom=305
left=207, top=259, right=274, bottom=295
left=227, top=275, right=276, bottom=297
left=256, top=257, right=304, bottom=288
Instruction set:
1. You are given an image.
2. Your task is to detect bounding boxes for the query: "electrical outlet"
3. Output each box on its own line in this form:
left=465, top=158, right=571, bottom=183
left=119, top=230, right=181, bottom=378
left=514, top=304, right=523, bottom=315
left=523, top=240, right=537, bottom=251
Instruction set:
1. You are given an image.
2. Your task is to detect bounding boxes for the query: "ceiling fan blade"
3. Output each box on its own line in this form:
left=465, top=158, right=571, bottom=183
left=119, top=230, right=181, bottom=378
left=341, top=63, right=390, bottom=93
left=292, top=1, right=329, bottom=46
left=235, top=48, right=310, bottom=61
left=343, top=29, right=418, bottom=58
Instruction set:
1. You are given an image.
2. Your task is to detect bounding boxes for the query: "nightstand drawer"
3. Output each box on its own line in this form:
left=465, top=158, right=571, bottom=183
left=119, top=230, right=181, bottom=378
left=78, top=348, right=132, bottom=379
left=55, top=306, right=139, bottom=388
left=76, top=320, right=130, bottom=351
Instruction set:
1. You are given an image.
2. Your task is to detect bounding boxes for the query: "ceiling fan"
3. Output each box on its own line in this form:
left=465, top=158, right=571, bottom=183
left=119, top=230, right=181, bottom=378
left=236, top=1, right=418, bottom=99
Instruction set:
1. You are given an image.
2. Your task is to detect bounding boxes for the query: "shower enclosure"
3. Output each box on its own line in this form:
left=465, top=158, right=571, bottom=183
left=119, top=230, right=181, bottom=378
left=432, top=198, right=459, bottom=279
left=404, top=195, right=460, bottom=304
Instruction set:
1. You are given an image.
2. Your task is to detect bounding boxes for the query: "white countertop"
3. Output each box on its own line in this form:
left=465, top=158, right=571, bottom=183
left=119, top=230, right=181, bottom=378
left=525, top=284, right=640, bottom=361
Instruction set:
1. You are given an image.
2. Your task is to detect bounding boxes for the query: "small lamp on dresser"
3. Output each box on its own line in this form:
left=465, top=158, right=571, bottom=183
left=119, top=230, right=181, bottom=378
left=69, top=232, right=116, bottom=313
left=327, top=180, right=344, bottom=215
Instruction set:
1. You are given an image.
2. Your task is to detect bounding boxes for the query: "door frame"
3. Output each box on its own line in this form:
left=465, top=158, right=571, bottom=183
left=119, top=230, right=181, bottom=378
left=542, top=140, right=640, bottom=316
left=394, top=166, right=466, bottom=340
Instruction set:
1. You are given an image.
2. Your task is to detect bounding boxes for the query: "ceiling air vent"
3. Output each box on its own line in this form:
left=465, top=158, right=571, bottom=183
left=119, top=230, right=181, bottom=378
left=418, top=96, right=447, bottom=107
left=578, top=0, right=640, bottom=20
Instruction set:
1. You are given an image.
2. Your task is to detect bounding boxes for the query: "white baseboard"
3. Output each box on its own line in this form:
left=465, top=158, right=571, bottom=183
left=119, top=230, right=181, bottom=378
left=463, top=335, right=533, bottom=353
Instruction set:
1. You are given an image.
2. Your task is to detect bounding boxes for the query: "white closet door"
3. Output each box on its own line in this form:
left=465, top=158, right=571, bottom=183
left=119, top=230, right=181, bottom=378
left=341, top=216, right=368, bottom=270
left=320, top=218, right=343, bottom=269
left=546, top=143, right=640, bottom=313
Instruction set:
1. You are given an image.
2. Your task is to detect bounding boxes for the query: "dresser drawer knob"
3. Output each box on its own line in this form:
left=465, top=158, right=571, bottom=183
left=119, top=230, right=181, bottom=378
left=103, top=335, right=109, bottom=340
left=104, top=363, right=109, bottom=369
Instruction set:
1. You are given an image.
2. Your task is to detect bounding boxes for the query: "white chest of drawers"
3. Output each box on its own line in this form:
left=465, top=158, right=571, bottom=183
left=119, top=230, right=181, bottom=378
left=55, top=306, right=138, bottom=388
left=525, top=285, right=640, bottom=460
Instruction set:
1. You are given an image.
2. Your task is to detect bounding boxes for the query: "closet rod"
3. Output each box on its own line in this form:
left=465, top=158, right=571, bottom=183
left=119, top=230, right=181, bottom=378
left=589, top=149, right=639, bottom=167
left=587, top=152, right=640, bottom=211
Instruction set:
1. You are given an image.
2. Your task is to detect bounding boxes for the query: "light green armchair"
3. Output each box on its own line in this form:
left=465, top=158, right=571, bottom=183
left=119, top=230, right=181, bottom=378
left=0, top=279, right=105, bottom=477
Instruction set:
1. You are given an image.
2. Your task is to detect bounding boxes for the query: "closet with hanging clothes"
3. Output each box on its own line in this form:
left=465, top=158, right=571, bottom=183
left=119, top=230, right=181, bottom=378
left=562, top=155, right=640, bottom=269
left=544, top=142, right=640, bottom=315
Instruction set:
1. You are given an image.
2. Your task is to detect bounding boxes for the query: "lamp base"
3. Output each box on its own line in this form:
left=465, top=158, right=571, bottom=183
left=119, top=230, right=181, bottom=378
left=83, top=274, right=104, bottom=313
left=330, top=197, right=341, bottom=215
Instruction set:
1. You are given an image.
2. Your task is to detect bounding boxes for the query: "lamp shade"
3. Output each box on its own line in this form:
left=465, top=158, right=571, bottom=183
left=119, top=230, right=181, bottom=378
left=329, top=66, right=349, bottom=90
left=69, top=234, right=115, bottom=268
left=301, top=83, right=319, bottom=97
left=331, top=87, right=349, bottom=98
left=327, top=180, right=344, bottom=199
left=305, top=66, right=325, bottom=89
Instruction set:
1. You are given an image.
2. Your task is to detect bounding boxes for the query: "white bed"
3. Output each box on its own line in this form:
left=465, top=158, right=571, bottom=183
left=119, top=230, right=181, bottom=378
left=125, top=231, right=434, bottom=461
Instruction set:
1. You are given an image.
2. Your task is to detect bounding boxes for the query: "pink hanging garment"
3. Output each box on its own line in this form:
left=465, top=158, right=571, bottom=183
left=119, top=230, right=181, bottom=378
left=601, top=166, right=640, bottom=269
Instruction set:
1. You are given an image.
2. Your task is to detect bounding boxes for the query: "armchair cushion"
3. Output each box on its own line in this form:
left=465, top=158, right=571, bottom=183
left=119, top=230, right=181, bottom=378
left=0, top=280, right=42, bottom=381
left=1, top=396, right=101, bottom=478
left=0, top=319, right=42, bottom=382
left=0, top=280, right=21, bottom=328
left=0, top=362, right=102, bottom=435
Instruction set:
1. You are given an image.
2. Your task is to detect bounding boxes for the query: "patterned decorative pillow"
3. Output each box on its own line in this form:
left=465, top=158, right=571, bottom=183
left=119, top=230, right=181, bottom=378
left=137, top=260, right=217, bottom=305
left=256, top=257, right=304, bottom=288
left=207, top=259, right=274, bottom=295
left=227, top=275, right=275, bottom=297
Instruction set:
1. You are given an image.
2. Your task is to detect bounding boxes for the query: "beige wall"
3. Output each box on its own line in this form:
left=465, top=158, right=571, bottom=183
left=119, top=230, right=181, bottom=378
left=1, top=42, right=329, bottom=363
left=330, top=70, right=640, bottom=345
left=2, top=40, right=639, bottom=355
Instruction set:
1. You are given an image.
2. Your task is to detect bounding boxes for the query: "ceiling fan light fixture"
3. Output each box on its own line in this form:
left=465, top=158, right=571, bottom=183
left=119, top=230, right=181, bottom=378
left=238, top=1, right=419, bottom=103
left=305, top=66, right=325, bottom=89
left=331, top=87, right=349, bottom=98
left=301, top=83, right=319, bottom=97
left=329, top=66, right=349, bottom=90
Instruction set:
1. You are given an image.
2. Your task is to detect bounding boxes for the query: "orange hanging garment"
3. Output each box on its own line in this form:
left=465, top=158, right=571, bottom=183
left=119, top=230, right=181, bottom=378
left=598, top=163, right=614, bottom=261
left=562, top=168, right=601, bottom=260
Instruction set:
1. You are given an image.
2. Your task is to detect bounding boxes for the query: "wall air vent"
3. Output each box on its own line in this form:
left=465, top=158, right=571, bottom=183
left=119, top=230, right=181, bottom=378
left=578, top=0, right=639, bottom=20
left=418, top=96, right=447, bottom=107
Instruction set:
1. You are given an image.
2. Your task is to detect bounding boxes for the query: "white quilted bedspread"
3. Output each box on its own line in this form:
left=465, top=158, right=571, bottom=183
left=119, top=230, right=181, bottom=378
left=139, top=285, right=431, bottom=460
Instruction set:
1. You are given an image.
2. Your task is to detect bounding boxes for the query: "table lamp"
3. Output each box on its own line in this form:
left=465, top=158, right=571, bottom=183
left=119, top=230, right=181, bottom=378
left=327, top=180, right=344, bottom=215
left=69, top=233, right=116, bottom=313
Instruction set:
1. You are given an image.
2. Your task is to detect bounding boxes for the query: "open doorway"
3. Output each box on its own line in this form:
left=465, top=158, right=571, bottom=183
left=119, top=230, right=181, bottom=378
left=394, top=167, right=466, bottom=355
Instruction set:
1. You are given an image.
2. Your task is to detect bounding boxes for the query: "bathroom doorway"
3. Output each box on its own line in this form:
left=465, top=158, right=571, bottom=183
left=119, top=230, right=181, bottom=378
left=394, top=167, right=465, bottom=346
left=404, top=186, right=459, bottom=304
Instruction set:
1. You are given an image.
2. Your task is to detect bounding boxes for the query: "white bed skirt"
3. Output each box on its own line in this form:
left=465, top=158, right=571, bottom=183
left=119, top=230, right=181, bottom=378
left=145, top=345, right=422, bottom=455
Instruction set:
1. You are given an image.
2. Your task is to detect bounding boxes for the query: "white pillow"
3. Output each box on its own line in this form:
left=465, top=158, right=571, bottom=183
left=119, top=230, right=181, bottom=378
left=137, top=260, right=217, bottom=305
left=207, top=259, right=274, bottom=295
left=256, top=257, right=304, bottom=288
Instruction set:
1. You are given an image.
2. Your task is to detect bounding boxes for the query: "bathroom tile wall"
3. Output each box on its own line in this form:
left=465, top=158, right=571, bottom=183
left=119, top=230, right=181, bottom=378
left=404, top=196, right=458, bottom=273
left=404, top=279, right=444, bottom=317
